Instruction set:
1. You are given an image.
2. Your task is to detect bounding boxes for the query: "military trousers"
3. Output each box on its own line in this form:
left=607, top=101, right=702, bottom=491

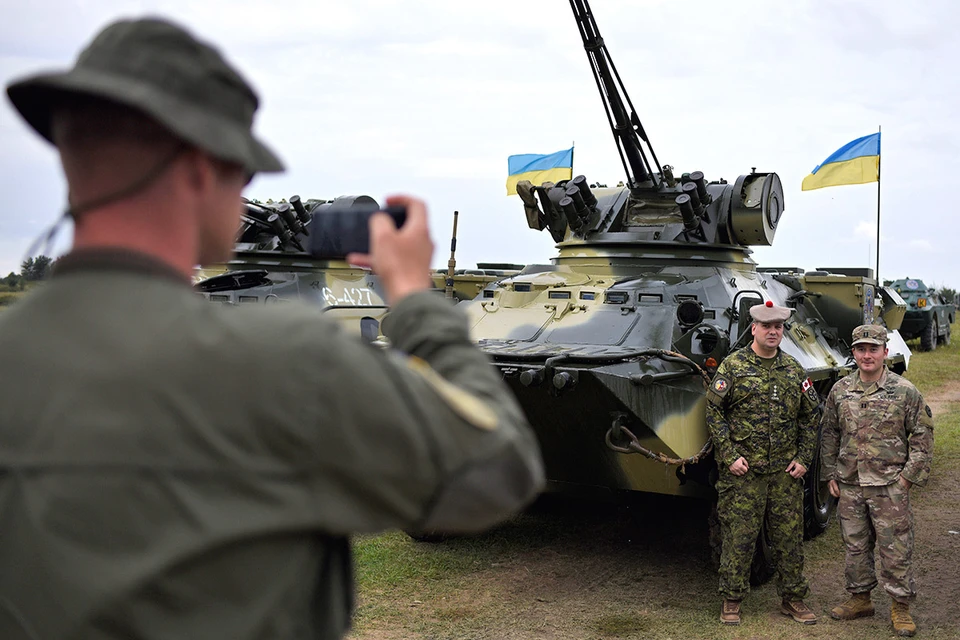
left=837, top=481, right=915, bottom=603
left=716, top=469, right=808, bottom=601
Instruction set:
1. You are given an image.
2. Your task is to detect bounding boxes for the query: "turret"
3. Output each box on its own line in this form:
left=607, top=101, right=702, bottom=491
left=517, top=0, right=785, bottom=250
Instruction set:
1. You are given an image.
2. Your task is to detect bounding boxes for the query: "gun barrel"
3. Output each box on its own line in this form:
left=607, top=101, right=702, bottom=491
left=569, top=0, right=660, bottom=190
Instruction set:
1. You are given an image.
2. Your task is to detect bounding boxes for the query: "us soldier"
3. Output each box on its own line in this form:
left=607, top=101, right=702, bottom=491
left=822, top=324, right=934, bottom=637
left=706, top=300, right=819, bottom=625
left=0, top=18, right=544, bottom=640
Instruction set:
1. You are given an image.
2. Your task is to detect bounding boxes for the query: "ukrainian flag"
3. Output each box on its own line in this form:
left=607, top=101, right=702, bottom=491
left=506, top=147, right=573, bottom=196
left=801, top=132, right=880, bottom=191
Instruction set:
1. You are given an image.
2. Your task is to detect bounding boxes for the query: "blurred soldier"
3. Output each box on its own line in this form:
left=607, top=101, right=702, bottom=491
left=706, top=301, right=819, bottom=625
left=0, top=18, right=544, bottom=640
left=822, top=324, right=934, bottom=637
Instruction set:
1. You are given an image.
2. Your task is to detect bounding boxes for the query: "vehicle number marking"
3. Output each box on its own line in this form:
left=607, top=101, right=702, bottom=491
left=321, top=286, right=375, bottom=306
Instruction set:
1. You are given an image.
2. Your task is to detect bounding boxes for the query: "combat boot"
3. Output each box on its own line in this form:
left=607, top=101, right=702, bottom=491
left=719, top=599, right=741, bottom=625
left=829, top=592, right=875, bottom=620
left=780, top=599, right=817, bottom=624
left=891, top=601, right=917, bottom=637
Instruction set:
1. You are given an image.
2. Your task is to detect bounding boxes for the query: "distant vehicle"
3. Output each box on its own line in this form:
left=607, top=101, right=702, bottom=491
left=887, top=278, right=955, bottom=351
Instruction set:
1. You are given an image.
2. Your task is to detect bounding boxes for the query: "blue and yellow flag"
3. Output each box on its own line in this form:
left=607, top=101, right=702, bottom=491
left=506, top=147, right=573, bottom=196
left=801, top=132, right=880, bottom=191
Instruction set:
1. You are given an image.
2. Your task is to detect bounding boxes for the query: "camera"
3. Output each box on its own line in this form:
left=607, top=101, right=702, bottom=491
left=307, top=199, right=407, bottom=260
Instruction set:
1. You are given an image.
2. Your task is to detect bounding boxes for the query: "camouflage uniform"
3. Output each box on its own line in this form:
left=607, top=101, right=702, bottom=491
left=706, top=346, right=820, bottom=601
left=821, top=366, right=934, bottom=604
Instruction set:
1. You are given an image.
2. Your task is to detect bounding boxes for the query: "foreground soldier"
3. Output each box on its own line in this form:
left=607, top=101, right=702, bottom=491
left=821, top=324, right=934, bottom=637
left=706, top=301, right=819, bottom=625
left=0, top=18, right=544, bottom=640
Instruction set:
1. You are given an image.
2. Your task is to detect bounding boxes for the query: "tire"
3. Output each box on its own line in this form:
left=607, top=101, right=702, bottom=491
left=803, top=428, right=837, bottom=539
left=920, top=316, right=938, bottom=352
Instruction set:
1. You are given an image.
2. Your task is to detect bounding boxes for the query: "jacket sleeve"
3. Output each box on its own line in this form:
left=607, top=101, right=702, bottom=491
left=705, top=364, right=742, bottom=469
left=795, top=375, right=820, bottom=469
left=900, top=387, right=935, bottom=487
left=819, top=386, right=841, bottom=481
left=269, top=292, right=545, bottom=535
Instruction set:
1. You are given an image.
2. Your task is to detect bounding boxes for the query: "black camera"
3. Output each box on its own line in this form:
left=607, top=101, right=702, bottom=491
left=307, top=199, right=407, bottom=260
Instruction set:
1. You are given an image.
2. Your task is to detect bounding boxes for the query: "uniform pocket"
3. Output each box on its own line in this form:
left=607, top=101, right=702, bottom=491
left=729, top=424, right=752, bottom=442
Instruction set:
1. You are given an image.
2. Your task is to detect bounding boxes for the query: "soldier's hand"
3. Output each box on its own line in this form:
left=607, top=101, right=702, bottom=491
left=828, top=479, right=840, bottom=498
left=346, top=195, right=435, bottom=305
left=729, top=457, right=749, bottom=476
left=786, top=460, right=807, bottom=479
left=898, top=476, right=912, bottom=490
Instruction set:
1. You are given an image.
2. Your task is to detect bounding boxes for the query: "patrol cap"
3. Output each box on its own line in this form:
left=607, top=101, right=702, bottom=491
left=5, top=17, right=283, bottom=175
left=749, top=300, right=792, bottom=323
left=851, top=324, right=888, bottom=346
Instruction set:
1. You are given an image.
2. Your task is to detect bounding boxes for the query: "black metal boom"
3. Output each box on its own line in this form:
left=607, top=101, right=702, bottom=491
left=569, top=0, right=663, bottom=192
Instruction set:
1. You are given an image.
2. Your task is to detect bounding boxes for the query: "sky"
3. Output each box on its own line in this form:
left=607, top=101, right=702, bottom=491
left=1, top=0, right=958, bottom=291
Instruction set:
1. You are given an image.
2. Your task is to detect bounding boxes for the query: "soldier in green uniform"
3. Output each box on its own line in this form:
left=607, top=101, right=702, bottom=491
left=822, top=324, right=934, bottom=637
left=0, top=18, right=544, bottom=640
left=706, top=300, right=819, bottom=625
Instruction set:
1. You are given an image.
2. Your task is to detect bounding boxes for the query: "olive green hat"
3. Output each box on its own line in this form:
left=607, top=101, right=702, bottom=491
left=851, top=324, right=888, bottom=346
left=5, top=17, right=283, bottom=174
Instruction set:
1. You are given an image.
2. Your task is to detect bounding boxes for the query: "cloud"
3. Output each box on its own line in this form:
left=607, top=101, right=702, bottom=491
left=1, top=0, right=959, bottom=290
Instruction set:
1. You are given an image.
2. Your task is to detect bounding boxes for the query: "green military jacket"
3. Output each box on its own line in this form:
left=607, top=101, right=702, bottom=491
left=0, top=250, right=544, bottom=640
left=821, top=367, right=934, bottom=487
left=706, top=346, right=819, bottom=473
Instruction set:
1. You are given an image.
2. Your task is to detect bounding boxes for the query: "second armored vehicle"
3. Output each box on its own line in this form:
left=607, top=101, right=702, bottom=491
left=887, top=278, right=955, bottom=351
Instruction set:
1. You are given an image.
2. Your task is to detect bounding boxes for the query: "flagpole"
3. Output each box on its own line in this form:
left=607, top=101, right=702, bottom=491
left=876, top=125, right=881, bottom=282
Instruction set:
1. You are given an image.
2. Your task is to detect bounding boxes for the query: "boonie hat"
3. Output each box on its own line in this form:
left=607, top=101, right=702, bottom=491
left=749, top=300, right=792, bottom=323
left=5, top=17, right=283, bottom=175
left=851, top=324, right=888, bottom=346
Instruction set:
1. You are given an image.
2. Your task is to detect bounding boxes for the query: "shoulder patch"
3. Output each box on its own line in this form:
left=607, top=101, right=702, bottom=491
left=405, top=356, right=499, bottom=431
left=712, top=377, right=730, bottom=396
left=925, top=404, right=933, bottom=418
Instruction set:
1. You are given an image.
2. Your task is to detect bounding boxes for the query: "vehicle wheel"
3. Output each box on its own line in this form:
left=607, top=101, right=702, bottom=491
left=803, top=429, right=837, bottom=539
left=920, top=317, right=938, bottom=351
left=706, top=501, right=774, bottom=586
left=942, top=322, right=951, bottom=347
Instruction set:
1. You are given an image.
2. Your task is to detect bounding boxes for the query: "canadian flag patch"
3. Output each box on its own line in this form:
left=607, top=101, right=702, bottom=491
left=802, top=378, right=813, bottom=392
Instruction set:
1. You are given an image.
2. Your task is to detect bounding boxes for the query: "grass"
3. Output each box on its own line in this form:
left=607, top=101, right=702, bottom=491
left=0, top=291, right=25, bottom=306
left=348, top=324, right=960, bottom=640
left=0, top=282, right=42, bottom=307
left=903, top=321, right=960, bottom=394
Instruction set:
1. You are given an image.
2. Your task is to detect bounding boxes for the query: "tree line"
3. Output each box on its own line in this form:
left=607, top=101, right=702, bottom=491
left=1, top=255, right=55, bottom=291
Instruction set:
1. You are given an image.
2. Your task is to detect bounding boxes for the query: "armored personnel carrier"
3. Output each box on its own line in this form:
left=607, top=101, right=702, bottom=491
left=887, top=278, right=955, bottom=351
left=194, top=197, right=519, bottom=338
left=458, top=0, right=912, bottom=558
left=194, top=195, right=395, bottom=342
